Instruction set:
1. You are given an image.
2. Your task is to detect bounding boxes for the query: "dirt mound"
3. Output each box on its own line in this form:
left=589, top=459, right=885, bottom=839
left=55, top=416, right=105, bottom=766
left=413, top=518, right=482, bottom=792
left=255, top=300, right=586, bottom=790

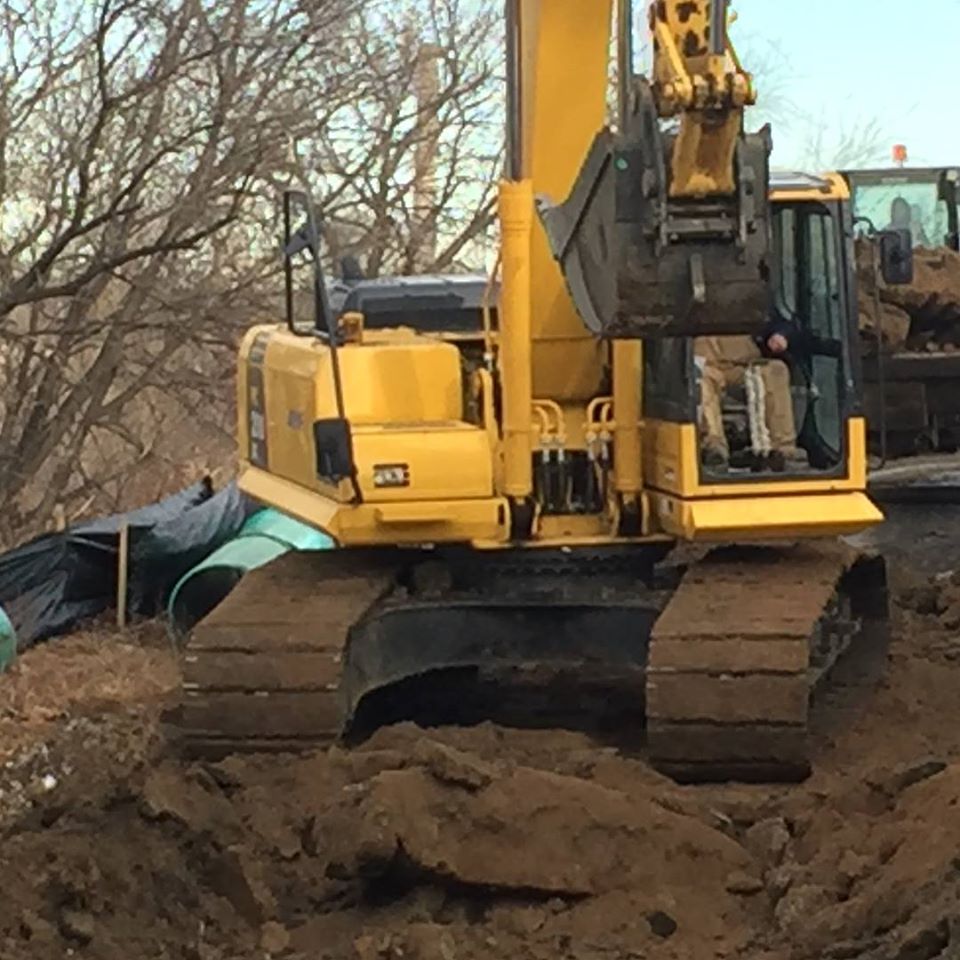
left=0, top=726, right=764, bottom=959
left=858, top=241, right=960, bottom=351
left=767, top=761, right=960, bottom=960
left=858, top=298, right=912, bottom=351
left=1, top=575, right=960, bottom=959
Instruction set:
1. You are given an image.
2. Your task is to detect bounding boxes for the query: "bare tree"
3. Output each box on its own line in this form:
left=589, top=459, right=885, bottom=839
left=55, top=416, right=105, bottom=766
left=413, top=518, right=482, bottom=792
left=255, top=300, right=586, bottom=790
left=0, top=0, right=354, bottom=541
left=292, top=0, right=503, bottom=278
left=798, top=115, right=889, bottom=171
left=734, top=34, right=802, bottom=135
left=732, top=28, right=890, bottom=171
left=0, top=0, right=503, bottom=546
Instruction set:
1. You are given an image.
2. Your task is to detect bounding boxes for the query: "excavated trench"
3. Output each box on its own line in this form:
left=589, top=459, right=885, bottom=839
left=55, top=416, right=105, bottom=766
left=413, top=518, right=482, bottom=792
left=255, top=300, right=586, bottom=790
left=0, top=516, right=959, bottom=960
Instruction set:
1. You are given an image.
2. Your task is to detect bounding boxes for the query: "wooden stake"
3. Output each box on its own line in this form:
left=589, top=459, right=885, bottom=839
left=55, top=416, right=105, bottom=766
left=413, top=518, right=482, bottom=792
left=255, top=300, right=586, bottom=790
left=52, top=504, right=66, bottom=532
left=117, top=521, right=129, bottom=629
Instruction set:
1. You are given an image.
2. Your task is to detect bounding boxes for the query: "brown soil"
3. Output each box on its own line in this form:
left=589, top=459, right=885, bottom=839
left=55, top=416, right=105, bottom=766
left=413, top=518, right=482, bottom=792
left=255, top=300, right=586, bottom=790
left=1, top=570, right=960, bottom=960
left=858, top=241, right=960, bottom=351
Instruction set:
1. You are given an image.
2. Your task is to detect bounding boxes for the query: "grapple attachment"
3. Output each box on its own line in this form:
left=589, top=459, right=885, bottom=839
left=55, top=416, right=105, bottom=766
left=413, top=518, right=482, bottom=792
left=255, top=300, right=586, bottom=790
left=537, top=80, right=772, bottom=339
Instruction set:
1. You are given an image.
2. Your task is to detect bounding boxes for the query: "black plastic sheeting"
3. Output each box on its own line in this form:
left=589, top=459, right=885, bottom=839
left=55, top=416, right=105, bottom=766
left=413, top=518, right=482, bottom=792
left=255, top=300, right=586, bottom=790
left=0, top=478, right=258, bottom=651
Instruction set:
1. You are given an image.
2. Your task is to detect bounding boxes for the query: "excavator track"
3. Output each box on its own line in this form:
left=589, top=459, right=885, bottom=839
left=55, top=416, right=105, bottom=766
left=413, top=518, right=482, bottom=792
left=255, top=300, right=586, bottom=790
left=647, top=541, right=888, bottom=783
left=173, top=551, right=398, bottom=757
left=170, top=542, right=887, bottom=783
left=170, top=546, right=668, bottom=757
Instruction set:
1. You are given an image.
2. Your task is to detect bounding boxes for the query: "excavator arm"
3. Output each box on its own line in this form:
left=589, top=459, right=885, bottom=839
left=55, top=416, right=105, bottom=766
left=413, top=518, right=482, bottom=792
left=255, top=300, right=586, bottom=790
left=535, top=0, right=772, bottom=338
left=651, top=0, right=755, bottom=197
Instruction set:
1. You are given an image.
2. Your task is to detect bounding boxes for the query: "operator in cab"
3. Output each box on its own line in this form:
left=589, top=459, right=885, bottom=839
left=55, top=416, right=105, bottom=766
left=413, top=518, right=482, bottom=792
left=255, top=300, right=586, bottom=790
left=695, top=321, right=807, bottom=473
left=886, top=197, right=928, bottom=246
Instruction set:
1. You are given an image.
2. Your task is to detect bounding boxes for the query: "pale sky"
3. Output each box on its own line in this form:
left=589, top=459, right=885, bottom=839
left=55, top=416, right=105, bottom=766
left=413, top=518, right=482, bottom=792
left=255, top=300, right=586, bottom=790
left=728, top=0, right=960, bottom=170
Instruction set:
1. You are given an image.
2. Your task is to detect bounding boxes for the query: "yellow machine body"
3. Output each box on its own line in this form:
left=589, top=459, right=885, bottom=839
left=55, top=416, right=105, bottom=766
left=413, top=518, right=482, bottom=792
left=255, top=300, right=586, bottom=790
left=237, top=166, right=881, bottom=548
left=239, top=327, right=508, bottom=545
left=237, top=0, right=881, bottom=553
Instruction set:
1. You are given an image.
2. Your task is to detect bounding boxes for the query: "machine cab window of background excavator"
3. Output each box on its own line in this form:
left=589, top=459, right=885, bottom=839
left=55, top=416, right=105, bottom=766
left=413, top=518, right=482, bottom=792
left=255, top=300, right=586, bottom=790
left=844, top=167, right=960, bottom=252
left=842, top=166, right=958, bottom=458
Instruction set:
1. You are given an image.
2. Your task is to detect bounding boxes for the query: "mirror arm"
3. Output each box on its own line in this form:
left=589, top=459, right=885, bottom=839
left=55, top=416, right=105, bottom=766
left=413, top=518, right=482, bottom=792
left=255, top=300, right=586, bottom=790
left=280, top=188, right=362, bottom=503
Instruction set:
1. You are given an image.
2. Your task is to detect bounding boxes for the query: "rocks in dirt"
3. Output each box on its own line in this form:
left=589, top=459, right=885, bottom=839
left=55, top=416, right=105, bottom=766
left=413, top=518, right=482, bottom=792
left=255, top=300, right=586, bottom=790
left=824, top=941, right=881, bottom=960
left=487, top=904, right=547, bottom=937
left=836, top=850, right=872, bottom=889
left=59, top=908, right=95, bottom=945
left=725, top=872, right=764, bottom=896
left=773, top=883, right=835, bottom=937
left=867, top=758, right=947, bottom=798
left=412, top=739, right=496, bottom=792
left=842, top=917, right=955, bottom=960
left=334, top=747, right=414, bottom=783
left=355, top=926, right=459, bottom=960
left=354, top=932, right=396, bottom=960
left=336, top=765, right=584, bottom=895
left=142, top=766, right=214, bottom=825
left=406, top=924, right=460, bottom=960
left=322, top=741, right=753, bottom=900
left=894, top=576, right=960, bottom=662
left=260, top=920, right=291, bottom=955
left=882, top=918, right=951, bottom=960
left=900, top=582, right=946, bottom=617
left=743, top=817, right=791, bottom=869
left=17, top=909, right=58, bottom=945
left=205, top=847, right=277, bottom=925
left=764, top=864, right=797, bottom=902
left=9, top=591, right=960, bottom=960
left=203, top=757, right=247, bottom=790
left=764, top=759, right=960, bottom=957
left=646, top=910, right=678, bottom=939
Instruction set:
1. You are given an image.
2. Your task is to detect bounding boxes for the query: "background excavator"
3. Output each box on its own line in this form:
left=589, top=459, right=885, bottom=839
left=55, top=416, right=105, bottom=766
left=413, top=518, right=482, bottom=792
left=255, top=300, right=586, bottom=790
left=173, top=0, right=913, bottom=782
left=842, top=164, right=960, bottom=459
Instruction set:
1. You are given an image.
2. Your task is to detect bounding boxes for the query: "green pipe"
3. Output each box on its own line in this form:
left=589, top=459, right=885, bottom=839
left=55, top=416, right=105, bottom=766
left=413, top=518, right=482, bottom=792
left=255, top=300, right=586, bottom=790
left=0, top=604, right=15, bottom=671
left=167, top=508, right=333, bottom=641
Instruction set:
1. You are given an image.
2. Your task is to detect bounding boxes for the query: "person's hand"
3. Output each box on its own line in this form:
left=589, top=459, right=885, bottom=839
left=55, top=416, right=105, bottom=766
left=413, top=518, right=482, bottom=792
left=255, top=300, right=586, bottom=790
left=767, top=333, right=788, bottom=354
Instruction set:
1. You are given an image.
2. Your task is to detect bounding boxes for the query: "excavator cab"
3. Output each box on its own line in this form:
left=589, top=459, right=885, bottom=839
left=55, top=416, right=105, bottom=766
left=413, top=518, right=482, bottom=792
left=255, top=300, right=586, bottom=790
left=840, top=167, right=957, bottom=457
left=843, top=166, right=960, bottom=251
left=644, top=177, right=861, bottom=481
left=647, top=175, right=917, bottom=491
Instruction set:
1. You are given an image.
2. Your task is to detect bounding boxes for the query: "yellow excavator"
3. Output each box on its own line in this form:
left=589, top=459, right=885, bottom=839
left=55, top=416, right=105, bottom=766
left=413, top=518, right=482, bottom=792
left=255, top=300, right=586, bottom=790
left=174, top=1, right=913, bottom=781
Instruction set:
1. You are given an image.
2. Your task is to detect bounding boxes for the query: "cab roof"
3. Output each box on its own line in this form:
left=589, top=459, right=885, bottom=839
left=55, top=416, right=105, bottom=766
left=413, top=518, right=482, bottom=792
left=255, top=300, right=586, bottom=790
left=769, top=170, right=849, bottom=201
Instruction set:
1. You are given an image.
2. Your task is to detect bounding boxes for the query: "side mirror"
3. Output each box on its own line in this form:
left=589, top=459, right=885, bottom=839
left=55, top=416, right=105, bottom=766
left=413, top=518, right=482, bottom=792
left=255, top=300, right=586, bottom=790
left=313, top=418, right=355, bottom=484
left=878, top=228, right=914, bottom=285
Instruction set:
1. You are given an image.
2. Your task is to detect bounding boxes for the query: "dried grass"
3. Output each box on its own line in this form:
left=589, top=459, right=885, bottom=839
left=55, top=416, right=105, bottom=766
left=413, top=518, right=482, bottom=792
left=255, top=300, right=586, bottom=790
left=0, top=619, right=179, bottom=760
